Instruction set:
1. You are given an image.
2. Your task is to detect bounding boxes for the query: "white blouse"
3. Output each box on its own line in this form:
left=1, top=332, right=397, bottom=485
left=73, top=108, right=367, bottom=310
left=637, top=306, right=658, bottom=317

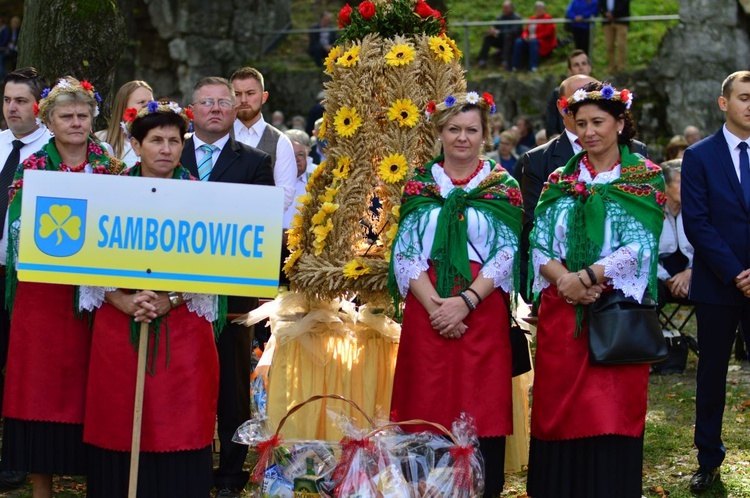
left=531, top=163, right=656, bottom=302
left=392, top=161, right=518, bottom=297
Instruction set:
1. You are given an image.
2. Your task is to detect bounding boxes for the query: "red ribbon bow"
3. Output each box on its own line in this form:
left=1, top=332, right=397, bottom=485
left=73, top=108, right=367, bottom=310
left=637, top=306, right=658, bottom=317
left=450, top=445, right=475, bottom=491
left=251, top=433, right=283, bottom=484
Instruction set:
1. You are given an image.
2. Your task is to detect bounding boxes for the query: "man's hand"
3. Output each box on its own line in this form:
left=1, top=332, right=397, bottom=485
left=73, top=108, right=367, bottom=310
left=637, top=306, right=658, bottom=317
left=735, top=269, right=750, bottom=297
left=668, top=269, right=692, bottom=298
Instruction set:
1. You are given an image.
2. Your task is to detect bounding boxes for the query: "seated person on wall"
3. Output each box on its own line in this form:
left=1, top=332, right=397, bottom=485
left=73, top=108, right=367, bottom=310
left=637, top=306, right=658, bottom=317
left=477, top=1, right=522, bottom=69
left=511, top=1, right=557, bottom=72
left=657, top=159, right=693, bottom=309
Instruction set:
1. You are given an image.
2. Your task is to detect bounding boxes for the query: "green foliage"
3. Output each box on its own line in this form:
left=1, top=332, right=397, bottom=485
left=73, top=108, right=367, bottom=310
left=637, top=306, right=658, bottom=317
left=336, top=0, right=444, bottom=44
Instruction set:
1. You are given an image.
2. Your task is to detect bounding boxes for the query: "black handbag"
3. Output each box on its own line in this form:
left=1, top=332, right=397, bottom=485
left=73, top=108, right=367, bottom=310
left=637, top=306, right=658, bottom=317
left=587, top=290, right=668, bottom=365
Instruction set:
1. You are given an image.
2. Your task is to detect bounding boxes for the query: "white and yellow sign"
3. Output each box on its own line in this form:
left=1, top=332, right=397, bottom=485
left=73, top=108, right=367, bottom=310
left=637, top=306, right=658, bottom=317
left=18, top=170, right=284, bottom=297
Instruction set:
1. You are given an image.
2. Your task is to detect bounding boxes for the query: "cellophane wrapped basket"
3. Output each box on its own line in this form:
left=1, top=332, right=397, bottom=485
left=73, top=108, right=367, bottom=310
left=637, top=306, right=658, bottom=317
left=234, top=395, right=484, bottom=497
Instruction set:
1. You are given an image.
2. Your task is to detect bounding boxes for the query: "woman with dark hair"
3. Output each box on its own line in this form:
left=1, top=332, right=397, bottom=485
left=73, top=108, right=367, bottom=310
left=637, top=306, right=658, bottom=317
left=388, top=91, right=522, bottom=496
left=80, top=102, right=220, bottom=498
left=1, top=77, right=122, bottom=498
left=527, top=82, right=665, bottom=497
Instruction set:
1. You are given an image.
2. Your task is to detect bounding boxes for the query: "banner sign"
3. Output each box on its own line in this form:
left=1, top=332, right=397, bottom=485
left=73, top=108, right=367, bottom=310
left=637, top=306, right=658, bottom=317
left=18, top=170, right=284, bottom=297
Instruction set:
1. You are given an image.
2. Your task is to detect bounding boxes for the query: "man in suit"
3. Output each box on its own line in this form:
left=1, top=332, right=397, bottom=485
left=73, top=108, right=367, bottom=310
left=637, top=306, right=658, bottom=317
left=180, top=76, right=274, bottom=498
left=681, top=70, right=750, bottom=493
left=598, top=0, right=630, bottom=74
left=0, top=67, right=50, bottom=491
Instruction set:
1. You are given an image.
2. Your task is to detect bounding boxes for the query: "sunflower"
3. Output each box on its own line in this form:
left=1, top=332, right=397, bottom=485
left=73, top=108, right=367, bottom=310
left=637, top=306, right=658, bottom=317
left=378, top=154, right=409, bottom=183
left=334, top=107, right=362, bottom=137
left=283, top=249, right=303, bottom=273
left=337, top=45, right=361, bottom=67
left=428, top=36, right=453, bottom=63
left=385, top=43, right=416, bottom=67
left=333, top=156, right=352, bottom=179
left=442, top=35, right=463, bottom=59
left=324, top=46, right=343, bottom=74
left=387, top=99, right=419, bottom=128
left=342, top=258, right=372, bottom=279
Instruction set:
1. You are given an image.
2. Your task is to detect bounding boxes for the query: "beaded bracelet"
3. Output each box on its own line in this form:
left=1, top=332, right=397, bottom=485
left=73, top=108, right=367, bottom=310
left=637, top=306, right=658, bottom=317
left=464, top=287, right=483, bottom=305
left=459, top=291, right=477, bottom=311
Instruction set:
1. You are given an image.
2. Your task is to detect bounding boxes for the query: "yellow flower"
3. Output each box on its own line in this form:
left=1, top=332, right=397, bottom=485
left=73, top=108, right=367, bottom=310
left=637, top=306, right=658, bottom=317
left=283, top=249, right=303, bottom=273
left=318, top=115, right=327, bottom=140
left=308, top=160, right=326, bottom=188
left=342, top=258, right=372, bottom=279
left=324, top=46, right=343, bottom=74
left=337, top=45, right=361, bottom=67
left=333, top=156, right=352, bottom=179
left=428, top=36, right=453, bottom=63
left=385, top=223, right=399, bottom=241
left=321, top=201, right=339, bottom=214
left=378, top=154, right=409, bottom=183
left=311, top=209, right=328, bottom=226
left=311, top=201, right=339, bottom=226
left=312, top=219, right=333, bottom=255
left=391, top=204, right=400, bottom=220
left=387, top=99, right=420, bottom=128
left=318, top=186, right=339, bottom=203
left=442, top=35, right=463, bottom=59
left=385, top=43, right=416, bottom=67
left=290, top=213, right=304, bottom=229
left=297, top=193, right=312, bottom=206
left=334, top=106, right=362, bottom=137
left=286, top=228, right=302, bottom=249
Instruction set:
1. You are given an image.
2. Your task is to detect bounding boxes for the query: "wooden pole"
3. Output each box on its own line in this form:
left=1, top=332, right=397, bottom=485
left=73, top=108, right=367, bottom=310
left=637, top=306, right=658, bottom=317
left=128, top=322, right=149, bottom=498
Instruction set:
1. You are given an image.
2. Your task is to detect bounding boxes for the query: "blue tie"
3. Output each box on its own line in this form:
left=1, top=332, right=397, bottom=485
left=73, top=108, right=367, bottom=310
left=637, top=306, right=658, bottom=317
left=740, top=142, right=750, bottom=207
left=197, top=144, right=215, bottom=181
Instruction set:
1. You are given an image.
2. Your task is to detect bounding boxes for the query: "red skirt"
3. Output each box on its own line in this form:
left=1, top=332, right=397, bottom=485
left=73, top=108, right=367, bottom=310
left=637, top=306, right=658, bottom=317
left=530, top=286, right=649, bottom=441
left=390, top=263, right=513, bottom=437
left=84, top=302, right=219, bottom=453
left=2, top=282, right=91, bottom=424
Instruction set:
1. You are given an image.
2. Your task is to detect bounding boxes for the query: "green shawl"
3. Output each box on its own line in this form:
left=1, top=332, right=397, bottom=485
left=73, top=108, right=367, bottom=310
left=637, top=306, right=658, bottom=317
left=530, top=145, right=666, bottom=334
left=387, top=156, right=523, bottom=314
left=125, top=163, right=228, bottom=373
left=5, top=137, right=123, bottom=314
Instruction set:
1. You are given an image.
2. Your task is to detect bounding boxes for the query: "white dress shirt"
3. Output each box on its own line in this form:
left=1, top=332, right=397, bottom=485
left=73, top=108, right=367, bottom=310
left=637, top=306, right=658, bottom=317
left=95, top=130, right=139, bottom=167
left=722, top=124, right=750, bottom=182
left=233, top=116, right=296, bottom=210
left=0, top=125, right=52, bottom=262
left=192, top=133, right=230, bottom=175
left=565, top=129, right=583, bottom=155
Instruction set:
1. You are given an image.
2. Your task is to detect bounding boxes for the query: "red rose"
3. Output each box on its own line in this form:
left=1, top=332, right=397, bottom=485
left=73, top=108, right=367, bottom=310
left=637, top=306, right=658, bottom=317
left=358, top=1, right=376, bottom=19
left=185, top=108, right=194, bottom=120
left=430, top=8, right=441, bottom=19
left=414, top=1, right=433, bottom=18
left=81, top=80, right=94, bottom=91
left=482, top=92, right=495, bottom=107
left=123, top=108, right=138, bottom=122
left=33, top=102, right=39, bottom=116
left=338, top=4, right=353, bottom=27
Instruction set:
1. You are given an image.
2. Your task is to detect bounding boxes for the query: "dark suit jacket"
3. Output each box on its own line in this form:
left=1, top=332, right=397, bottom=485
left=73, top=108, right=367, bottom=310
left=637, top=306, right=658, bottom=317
left=598, top=0, right=630, bottom=23
left=181, top=135, right=274, bottom=312
left=518, top=133, right=647, bottom=297
left=682, top=129, right=750, bottom=305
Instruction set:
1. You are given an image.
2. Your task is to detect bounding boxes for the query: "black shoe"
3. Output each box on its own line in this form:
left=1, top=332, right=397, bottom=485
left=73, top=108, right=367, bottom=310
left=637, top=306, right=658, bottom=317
left=690, top=466, right=719, bottom=492
left=0, top=469, right=27, bottom=490
left=215, top=486, right=242, bottom=498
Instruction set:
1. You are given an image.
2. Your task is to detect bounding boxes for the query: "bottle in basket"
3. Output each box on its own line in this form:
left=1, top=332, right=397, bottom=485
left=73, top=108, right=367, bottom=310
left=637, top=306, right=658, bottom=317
left=293, top=457, right=324, bottom=495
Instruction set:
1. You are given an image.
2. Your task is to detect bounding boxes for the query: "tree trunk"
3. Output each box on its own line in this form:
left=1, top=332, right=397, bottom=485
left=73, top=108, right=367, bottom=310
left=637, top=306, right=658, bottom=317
left=18, top=0, right=127, bottom=127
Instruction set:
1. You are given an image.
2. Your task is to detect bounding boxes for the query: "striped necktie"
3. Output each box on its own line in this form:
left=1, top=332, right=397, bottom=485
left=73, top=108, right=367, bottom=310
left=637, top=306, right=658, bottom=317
left=197, top=144, right=216, bottom=181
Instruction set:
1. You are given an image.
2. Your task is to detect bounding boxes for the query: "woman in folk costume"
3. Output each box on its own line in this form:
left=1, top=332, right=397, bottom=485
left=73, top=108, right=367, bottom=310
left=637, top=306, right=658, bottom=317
left=1, top=77, right=123, bottom=498
left=388, top=91, right=522, bottom=496
left=80, top=102, right=222, bottom=498
left=527, top=81, right=665, bottom=498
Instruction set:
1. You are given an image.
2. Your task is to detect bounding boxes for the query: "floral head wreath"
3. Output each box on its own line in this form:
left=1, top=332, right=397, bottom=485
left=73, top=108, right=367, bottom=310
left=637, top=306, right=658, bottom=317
left=561, top=84, right=633, bottom=115
left=120, top=100, right=194, bottom=139
left=35, top=77, right=103, bottom=123
left=424, top=91, right=496, bottom=122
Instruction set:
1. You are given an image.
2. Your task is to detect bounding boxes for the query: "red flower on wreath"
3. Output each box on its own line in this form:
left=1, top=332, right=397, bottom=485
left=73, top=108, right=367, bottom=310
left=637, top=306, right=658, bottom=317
left=33, top=102, right=39, bottom=116
left=415, top=0, right=434, bottom=18
left=123, top=108, right=138, bottom=122
left=559, top=97, right=569, bottom=113
left=185, top=108, right=194, bottom=120
left=482, top=92, right=495, bottom=107
left=620, top=89, right=631, bottom=101
left=358, top=1, right=376, bottom=20
left=80, top=80, right=94, bottom=91
left=425, top=101, right=437, bottom=115
left=338, top=4, right=353, bottom=27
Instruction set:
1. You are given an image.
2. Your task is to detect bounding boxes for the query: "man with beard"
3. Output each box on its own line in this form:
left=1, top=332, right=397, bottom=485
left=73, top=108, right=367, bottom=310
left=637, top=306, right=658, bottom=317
left=230, top=67, right=296, bottom=212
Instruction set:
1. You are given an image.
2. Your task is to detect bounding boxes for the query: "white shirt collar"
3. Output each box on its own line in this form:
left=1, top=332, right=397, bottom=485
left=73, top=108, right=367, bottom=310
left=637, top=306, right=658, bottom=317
left=723, top=124, right=750, bottom=152
left=3, top=124, right=49, bottom=146
left=192, top=133, right=230, bottom=152
left=564, top=129, right=582, bottom=154
left=233, top=115, right=267, bottom=138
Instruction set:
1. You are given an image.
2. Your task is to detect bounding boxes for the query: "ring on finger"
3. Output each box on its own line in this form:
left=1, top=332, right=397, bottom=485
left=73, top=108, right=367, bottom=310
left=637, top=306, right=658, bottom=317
left=565, top=299, right=573, bottom=304
left=595, top=292, right=600, bottom=298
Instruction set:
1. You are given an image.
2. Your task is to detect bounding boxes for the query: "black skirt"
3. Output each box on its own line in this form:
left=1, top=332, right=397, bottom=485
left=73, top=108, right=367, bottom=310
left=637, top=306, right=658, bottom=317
left=0, top=418, right=87, bottom=475
left=526, top=434, right=644, bottom=498
left=86, top=444, right=213, bottom=498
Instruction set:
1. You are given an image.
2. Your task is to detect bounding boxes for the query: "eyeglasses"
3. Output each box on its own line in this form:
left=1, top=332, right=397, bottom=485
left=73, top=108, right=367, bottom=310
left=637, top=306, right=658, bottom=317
left=196, top=98, right=234, bottom=109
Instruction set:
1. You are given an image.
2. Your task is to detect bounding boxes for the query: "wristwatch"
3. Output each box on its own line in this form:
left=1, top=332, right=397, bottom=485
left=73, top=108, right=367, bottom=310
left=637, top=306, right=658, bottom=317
left=168, top=292, right=180, bottom=308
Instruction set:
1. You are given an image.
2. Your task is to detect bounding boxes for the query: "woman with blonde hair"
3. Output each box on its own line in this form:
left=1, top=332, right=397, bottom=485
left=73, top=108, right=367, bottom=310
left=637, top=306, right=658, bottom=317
left=95, top=80, right=153, bottom=166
